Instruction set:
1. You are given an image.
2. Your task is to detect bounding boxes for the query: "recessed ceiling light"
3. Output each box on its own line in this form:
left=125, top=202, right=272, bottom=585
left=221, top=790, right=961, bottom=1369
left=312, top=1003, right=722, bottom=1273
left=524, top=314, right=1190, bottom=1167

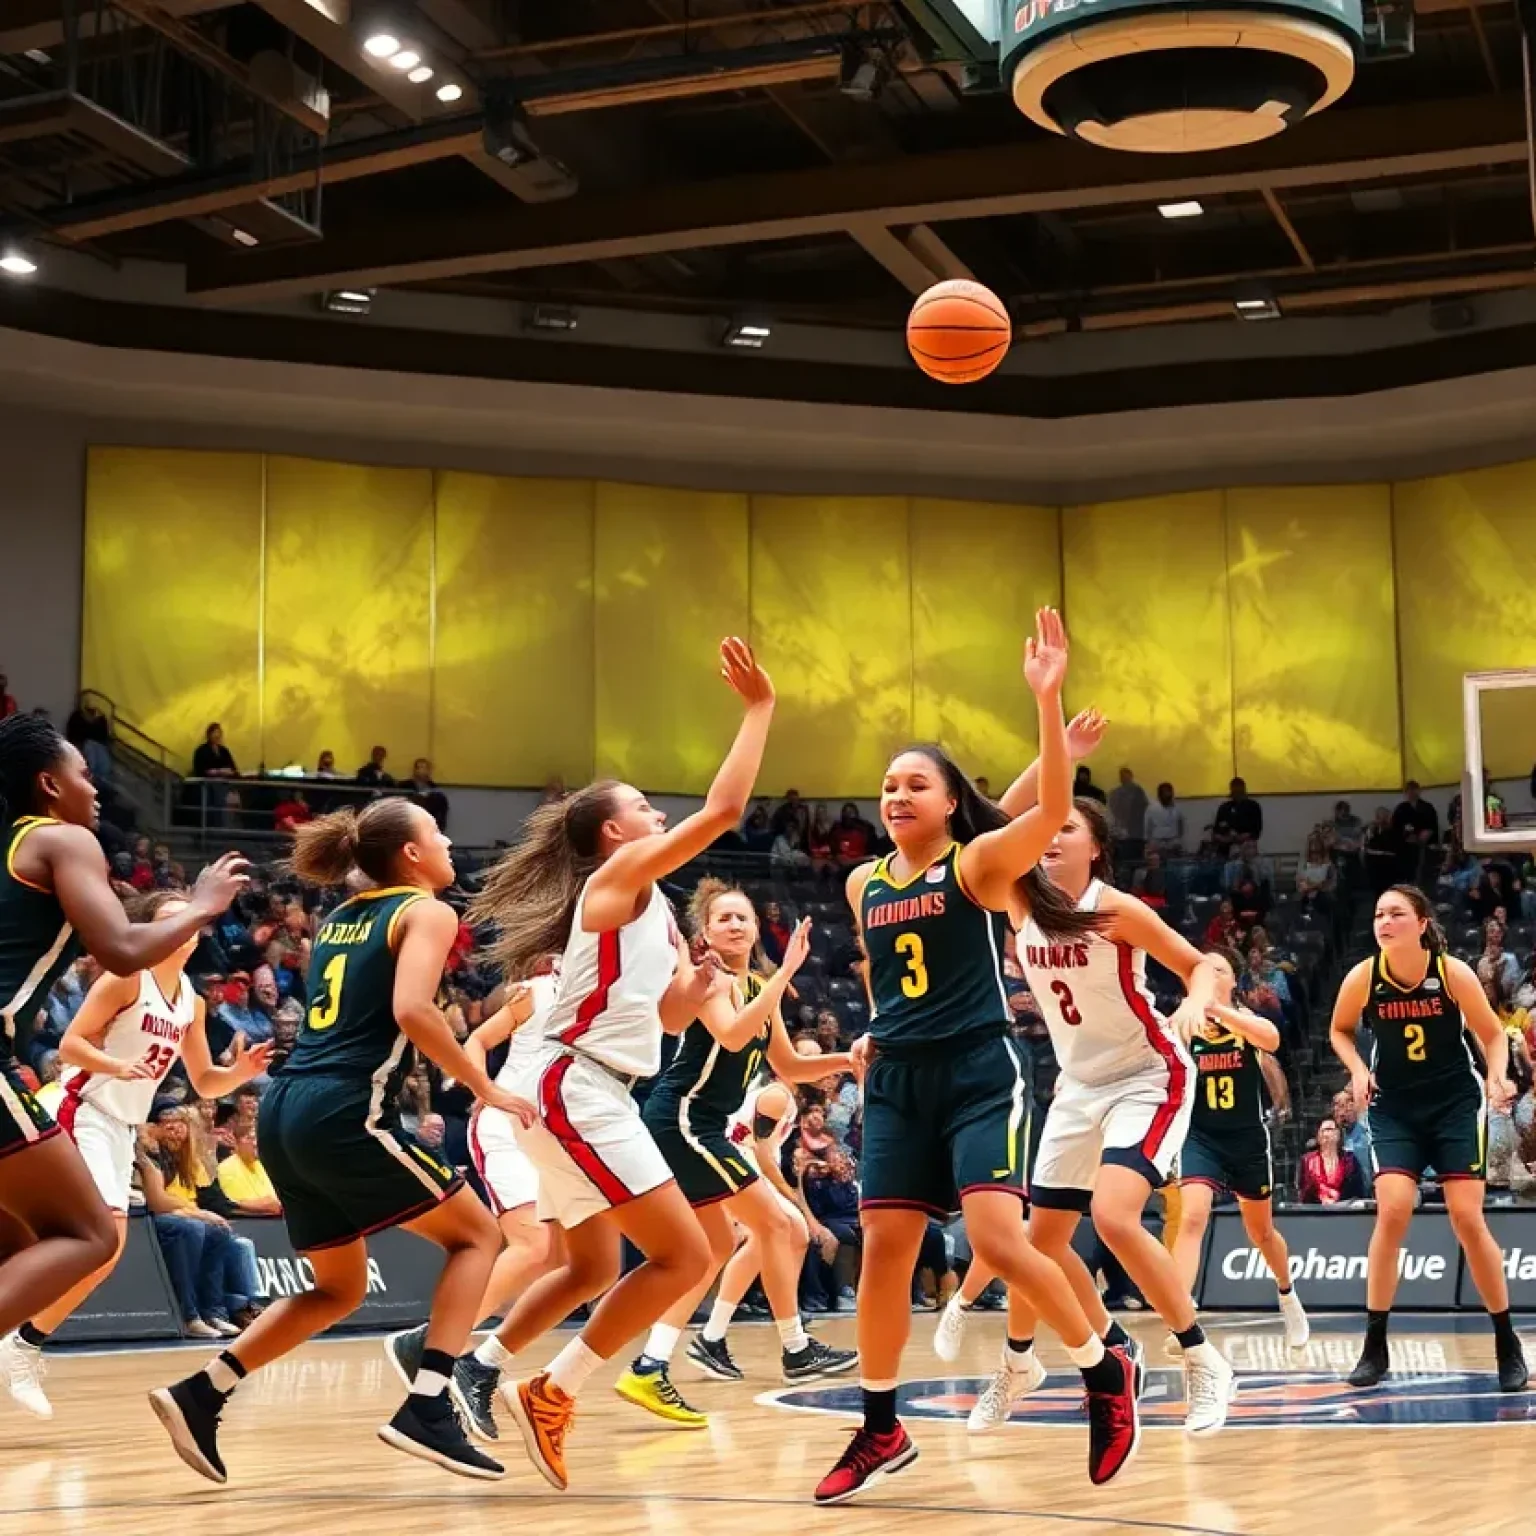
left=722, top=317, right=772, bottom=349
left=407, top=64, right=434, bottom=83
left=1158, top=199, right=1204, bottom=219
left=0, top=253, right=38, bottom=277
left=23, top=48, right=50, bottom=64
left=363, top=32, right=399, bottom=57
left=435, top=81, right=463, bottom=103
left=229, top=226, right=259, bottom=247
left=388, top=49, right=420, bottom=70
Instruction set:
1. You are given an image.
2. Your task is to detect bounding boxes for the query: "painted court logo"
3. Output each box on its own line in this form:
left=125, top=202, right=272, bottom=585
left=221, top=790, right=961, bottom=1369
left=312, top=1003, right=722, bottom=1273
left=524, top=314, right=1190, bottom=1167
left=764, top=1368, right=1536, bottom=1429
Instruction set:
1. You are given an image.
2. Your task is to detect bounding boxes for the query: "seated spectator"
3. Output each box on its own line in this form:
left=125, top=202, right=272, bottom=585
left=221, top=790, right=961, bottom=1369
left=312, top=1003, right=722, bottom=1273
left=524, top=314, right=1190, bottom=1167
left=818, top=1064, right=860, bottom=1145
left=192, top=722, right=238, bottom=779
left=830, top=802, right=877, bottom=863
left=808, top=803, right=834, bottom=862
left=760, top=900, right=791, bottom=965
left=1144, top=782, right=1184, bottom=854
left=1438, top=846, right=1481, bottom=901
left=1298, top=1117, right=1367, bottom=1204
left=1470, top=861, right=1518, bottom=925
left=266, top=1000, right=303, bottom=1075
left=356, top=744, right=394, bottom=786
left=771, top=820, right=812, bottom=874
left=1227, top=854, right=1271, bottom=931
left=215, top=971, right=272, bottom=1047
left=741, top=803, right=774, bottom=854
left=1330, top=1090, right=1373, bottom=1166
left=1130, top=848, right=1168, bottom=909
left=273, top=788, right=314, bottom=832
left=814, top=1010, right=843, bottom=1054
left=217, top=1125, right=282, bottom=1216
left=797, top=1101, right=840, bottom=1161
left=265, top=904, right=312, bottom=1001
left=1216, top=776, right=1264, bottom=843
left=128, top=835, right=155, bottom=892
left=410, top=757, right=450, bottom=830
left=1296, top=831, right=1336, bottom=911
left=1477, top=925, right=1520, bottom=1001
left=314, top=749, right=343, bottom=780
left=1204, top=899, right=1239, bottom=950
left=1073, top=765, right=1106, bottom=804
left=801, top=1146, right=861, bottom=1311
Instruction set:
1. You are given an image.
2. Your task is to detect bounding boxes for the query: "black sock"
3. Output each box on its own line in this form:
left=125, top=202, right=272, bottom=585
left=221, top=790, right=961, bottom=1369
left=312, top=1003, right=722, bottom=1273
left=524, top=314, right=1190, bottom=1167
left=1276, top=1283, right=1293, bottom=1297
left=1005, top=1335, right=1034, bottom=1357
left=17, top=1322, right=48, bottom=1349
left=1490, top=1308, right=1518, bottom=1347
left=635, top=1355, right=664, bottom=1375
left=1174, top=1323, right=1206, bottom=1351
left=1366, top=1309, right=1390, bottom=1344
left=1081, top=1354, right=1124, bottom=1393
left=1102, top=1319, right=1131, bottom=1352
left=863, top=1386, right=898, bottom=1435
left=411, top=1346, right=456, bottom=1400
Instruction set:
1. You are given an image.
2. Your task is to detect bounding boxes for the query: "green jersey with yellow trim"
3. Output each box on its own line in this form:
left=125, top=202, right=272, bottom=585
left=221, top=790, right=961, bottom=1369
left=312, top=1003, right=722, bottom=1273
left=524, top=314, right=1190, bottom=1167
left=0, top=818, right=81, bottom=1061
left=1363, top=950, right=1478, bottom=1097
left=648, top=971, right=767, bottom=1131
left=1189, top=1027, right=1266, bottom=1133
left=861, top=843, right=1010, bottom=1047
left=282, top=887, right=430, bottom=1094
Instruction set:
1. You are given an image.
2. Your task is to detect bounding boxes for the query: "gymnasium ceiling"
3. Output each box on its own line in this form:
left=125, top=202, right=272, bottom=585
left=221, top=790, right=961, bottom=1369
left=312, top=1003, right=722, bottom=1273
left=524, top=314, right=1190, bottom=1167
left=1, top=0, right=1534, bottom=411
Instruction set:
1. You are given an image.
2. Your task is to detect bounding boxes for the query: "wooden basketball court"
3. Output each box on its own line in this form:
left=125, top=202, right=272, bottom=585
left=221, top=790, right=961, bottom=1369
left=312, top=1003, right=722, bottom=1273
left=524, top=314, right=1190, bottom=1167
left=9, top=1310, right=1532, bottom=1535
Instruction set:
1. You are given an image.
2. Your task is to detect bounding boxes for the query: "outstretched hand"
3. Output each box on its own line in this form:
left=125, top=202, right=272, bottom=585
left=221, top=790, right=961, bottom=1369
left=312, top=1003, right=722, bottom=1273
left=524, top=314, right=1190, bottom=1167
left=1023, top=608, right=1069, bottom=699
left=719, top=636, right=775, bottom=709
left=1066, top=707, right=1106, bottom=760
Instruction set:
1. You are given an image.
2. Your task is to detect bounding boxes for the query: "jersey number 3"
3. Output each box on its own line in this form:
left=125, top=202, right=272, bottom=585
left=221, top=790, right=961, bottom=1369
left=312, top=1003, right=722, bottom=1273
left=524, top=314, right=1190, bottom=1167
left=894, top=933, right=929, bottom=999
left=1050, top=980, right=1082, bottom=1027
left=308, top=954, right=348, bottom=1032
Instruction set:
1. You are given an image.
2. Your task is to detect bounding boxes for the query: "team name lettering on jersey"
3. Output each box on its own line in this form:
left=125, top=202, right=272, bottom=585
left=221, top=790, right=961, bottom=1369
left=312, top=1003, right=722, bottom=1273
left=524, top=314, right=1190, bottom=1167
left=1376, top=997, right=1445, bottom=1021
left=140, top=1012, right=188, bottom=1044
left=1023, top=942, right=1092, bottom=970
left=865, top=892, right=947, bottom=929
left=317, top=918, right=376, bottom=947
left=1197, top=1049, right=1245, bottom=1073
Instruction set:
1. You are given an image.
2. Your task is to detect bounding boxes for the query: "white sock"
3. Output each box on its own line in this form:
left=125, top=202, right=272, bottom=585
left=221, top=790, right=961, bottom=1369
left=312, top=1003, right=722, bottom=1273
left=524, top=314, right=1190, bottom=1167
left=546, top=1337, right=603, bottom=1399
left=775, top=1313, right=809, bottom=1354
left=642, top=1323, right=682, bottom=1365
left=412, top=1367, right=451, bottom=1398
left=474, top=1335, right=515, bottom=1370
left=204, top=1356, right=242, bottom=1395
left=1064, top=1335, right=1106, bottom=1370
left=702, top=1299, right=737, bottom=1344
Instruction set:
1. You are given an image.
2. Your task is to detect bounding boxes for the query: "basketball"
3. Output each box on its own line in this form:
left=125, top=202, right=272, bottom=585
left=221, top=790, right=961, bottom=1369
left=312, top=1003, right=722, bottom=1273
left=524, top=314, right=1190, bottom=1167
left=906, top=278, right=1012, bottom=383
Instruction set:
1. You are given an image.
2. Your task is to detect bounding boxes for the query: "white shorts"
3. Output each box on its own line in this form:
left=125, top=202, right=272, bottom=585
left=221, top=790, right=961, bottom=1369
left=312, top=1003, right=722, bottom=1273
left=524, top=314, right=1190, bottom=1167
left=59, top=1096, right=135, bottom=1212
left=467, top=1103, right=542, bottom=1216
left=1031, top=1067, right=1193, bottom=1210
left=512, top=1049, right=673, bottom=1230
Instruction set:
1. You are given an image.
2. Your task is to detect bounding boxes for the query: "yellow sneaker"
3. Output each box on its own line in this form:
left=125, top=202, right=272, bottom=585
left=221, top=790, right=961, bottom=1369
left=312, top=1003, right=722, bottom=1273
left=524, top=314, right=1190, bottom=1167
left=613, top=1362, right=709, bottom=1429
left=503, top=1371, right=575, bottom=1491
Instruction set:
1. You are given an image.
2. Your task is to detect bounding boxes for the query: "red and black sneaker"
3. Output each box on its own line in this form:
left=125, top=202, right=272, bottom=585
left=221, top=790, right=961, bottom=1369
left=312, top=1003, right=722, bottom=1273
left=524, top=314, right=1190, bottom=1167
left=1086, top=1346, right=1140, bottom=1486
left=813, top=1424, right=919, bottom=1506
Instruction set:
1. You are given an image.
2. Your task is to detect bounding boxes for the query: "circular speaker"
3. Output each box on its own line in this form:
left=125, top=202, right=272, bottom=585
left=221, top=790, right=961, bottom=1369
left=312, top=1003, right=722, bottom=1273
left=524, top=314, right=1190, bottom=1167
left=1007, top=8, right=1358, bottom=153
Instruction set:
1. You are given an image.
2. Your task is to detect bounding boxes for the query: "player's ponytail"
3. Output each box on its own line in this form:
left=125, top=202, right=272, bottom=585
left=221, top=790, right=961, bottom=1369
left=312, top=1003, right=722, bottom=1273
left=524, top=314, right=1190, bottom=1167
left=1387, top=883, right=1447, bottom=954
left=290, top=799, right=418, bottom=887
left=469, top=781, right=620, bottom=979
left=0, top=714, right=67, bottom=826
left=899, top=743, right=1100, bottom=942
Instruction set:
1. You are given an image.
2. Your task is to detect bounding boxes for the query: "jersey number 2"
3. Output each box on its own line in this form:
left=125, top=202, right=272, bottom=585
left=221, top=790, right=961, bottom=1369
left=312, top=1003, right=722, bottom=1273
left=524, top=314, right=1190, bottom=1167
left=1404, top=1023, right=1427, bottom=1062
left=894, top=933, right=929, bottom=999
left=308, top=955, right=347, bottom=1031
left=1050, top=980, right=1082, bottom=1026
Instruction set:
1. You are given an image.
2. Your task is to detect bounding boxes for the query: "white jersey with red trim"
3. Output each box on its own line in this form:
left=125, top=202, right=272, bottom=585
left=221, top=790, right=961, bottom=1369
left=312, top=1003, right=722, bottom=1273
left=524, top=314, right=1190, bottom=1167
left=1017, top=878, right=1190, bottom=1089
left=727, top=1082, right=798, bottom=1165
left=59, top=970, right=196, bottom=1126
left=543, top=878, right=679, bottom=1078
left=494, top=971, right=560, bottom=1090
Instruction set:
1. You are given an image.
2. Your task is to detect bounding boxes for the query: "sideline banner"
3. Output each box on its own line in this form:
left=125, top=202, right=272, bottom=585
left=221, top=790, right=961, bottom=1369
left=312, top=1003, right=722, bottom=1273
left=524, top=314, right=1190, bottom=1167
left=1464, top=1210, right=1536, bottom=1311
left=55, top=1214, right=182, bottom=1343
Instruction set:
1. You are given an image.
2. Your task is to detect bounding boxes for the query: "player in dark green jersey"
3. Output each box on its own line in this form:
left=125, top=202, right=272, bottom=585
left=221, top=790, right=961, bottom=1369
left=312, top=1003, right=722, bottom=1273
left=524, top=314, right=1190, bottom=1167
left=1173, top=947, right=1309, bottom=1350
left=815, top=609, right=1139, bottom=1507
left=0, top=715, right=246, bottom=1339
left=1331, top=883, right=1527, bottom=1392
left=151, top=798, right=538, bottom=1486
left=621, top=879, right=856, bottom=1421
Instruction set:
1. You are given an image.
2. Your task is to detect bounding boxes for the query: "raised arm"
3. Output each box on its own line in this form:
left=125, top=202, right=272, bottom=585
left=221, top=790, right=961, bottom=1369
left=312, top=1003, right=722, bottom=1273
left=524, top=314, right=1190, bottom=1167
left=1104, top=889, right=1221, bottom=1041
left=959, top=609, right=1073, bottom=910
left=1445, top=955, right=1514, bottom=1110
left=586, top=640, right=774, bottom=919
left=1204, top=1000, right=1282, bottom=1056
left=997, top=708, right=1106, bottom=818
left=697, top=920, right=812, bottom=1052
left=182, top=996, right=273, bottom=1098
left=1328, top=959, right=1375, bottom=1112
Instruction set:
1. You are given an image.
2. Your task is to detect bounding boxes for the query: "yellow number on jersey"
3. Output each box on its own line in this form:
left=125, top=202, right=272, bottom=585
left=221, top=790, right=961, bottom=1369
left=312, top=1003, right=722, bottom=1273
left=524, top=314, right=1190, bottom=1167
left=1205, top=1074, right=1236, bottom=1111
left=307, top=954, right=347, bottom=1031
left=894, top=932, right=929, bottom=999
left=1405, top=1023, right=1427, bottom=1062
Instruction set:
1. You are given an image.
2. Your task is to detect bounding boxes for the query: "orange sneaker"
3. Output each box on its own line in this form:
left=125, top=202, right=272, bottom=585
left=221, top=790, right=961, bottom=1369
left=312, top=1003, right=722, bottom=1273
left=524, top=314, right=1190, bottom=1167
left=502, top=1371, right=575, bottom=1491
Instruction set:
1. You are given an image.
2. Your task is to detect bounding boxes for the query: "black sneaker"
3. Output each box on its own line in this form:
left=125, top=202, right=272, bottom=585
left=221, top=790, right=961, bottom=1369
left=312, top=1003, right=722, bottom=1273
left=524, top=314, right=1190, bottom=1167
left=1348, top=1336, right=1389, bottom=1389
left=686, top=1334, right=744, bottom=1382
left=1497, top=1334, right=1529, bottom=1393
left=1085, top=1346, right=1140, bottom=1487
left=384, top=1324, right=429, bottom=1393
left=452, top=1354, right=501, bottom=1441
left=783, top=1337, right=860, bottom=1383
left=378, top=1395, right=505, bottom=1481
left=148, top=1375, right=229, bottom=1485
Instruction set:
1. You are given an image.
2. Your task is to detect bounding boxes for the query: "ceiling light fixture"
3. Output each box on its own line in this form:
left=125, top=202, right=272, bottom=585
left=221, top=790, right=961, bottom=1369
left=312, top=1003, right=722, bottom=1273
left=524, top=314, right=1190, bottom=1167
left=722, top=316, right=772, bottom=349
left=388, top=49, right=421, bottom=70
left=0, top=251, right=38, bottom=277
left=229, top=226, right=259, bottom=247
left=321, top=288, right=375, bottom=315
left=524, top=303, right=578, bottom=332
left=363, top=32, right=400, bottom=57
left=436, top=81, right=463, bottom=103
left=1158, top=199, right=1204, bottom=219
left=407, top=64, right=434, bottom=83
left=23, top=48, right=51, bottom=64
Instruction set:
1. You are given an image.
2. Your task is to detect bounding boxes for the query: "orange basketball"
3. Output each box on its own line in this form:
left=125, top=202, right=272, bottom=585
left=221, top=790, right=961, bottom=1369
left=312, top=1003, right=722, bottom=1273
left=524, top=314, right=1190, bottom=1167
left=906, top=278, right=1011, bottom=384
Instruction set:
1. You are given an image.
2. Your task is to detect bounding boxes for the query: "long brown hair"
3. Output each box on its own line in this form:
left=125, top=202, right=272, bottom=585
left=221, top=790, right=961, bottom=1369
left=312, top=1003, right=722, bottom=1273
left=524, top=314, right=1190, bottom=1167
left=289, top=799, right=420, bottom=886
left=468, top=781, right=621, bottom=979
left=891, top=745, right=1099, bottom=941
left=1069, top=796, right=1116, bottom=884
left=1383, top=883, right=1448, bottom=954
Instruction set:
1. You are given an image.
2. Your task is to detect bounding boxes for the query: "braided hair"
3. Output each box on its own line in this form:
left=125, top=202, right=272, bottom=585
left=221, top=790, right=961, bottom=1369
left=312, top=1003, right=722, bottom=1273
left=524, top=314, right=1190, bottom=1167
left=0, top=714, right=67, bottom=826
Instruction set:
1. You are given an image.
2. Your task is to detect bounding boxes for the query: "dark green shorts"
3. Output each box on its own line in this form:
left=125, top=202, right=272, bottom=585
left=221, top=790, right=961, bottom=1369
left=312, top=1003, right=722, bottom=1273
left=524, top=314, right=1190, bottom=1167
left=861, top=1030, right=1028, bottom=1218
left=642, top=1096, right=758, bottom=1208
left=0, top=1061, right=57, bottom=1161
left=1367, top=1086, right=1487, bottom=1183
left=259, top=1074, right=462, bottom=1252
left=1181, top=1124, right=1273, bottom=1201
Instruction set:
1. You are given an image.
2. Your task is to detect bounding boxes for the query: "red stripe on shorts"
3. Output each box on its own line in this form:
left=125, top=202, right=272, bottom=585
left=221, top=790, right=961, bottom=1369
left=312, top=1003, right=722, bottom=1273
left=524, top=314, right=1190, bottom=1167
left=1115, top=942, right=1187, bottom=1162
left=538, top=1053, right=634, bottom=1207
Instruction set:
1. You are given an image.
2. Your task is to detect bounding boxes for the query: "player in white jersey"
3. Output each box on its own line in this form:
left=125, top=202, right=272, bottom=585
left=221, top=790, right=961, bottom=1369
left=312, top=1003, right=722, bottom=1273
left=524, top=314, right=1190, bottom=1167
left=949, top=797, right=1234, bottom=1437
left=461, top=636, right=776, bottom=1493
left=0, top=890, right=270, bottom=1418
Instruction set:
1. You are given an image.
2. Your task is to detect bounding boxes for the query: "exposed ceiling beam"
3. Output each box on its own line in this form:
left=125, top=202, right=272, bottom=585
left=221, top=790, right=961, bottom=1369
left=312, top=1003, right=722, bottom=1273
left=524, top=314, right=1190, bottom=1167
left=0, top=0, right=233, bottom=56
left=0, top=91, right=190, bottom=175
left=906, top=224, right=974, bottom=281
left=847, top=217, right=943, bottom=292
left=1261, top=186, right=1315, bottom=271
left=188, top=94, right=1530, bottom=302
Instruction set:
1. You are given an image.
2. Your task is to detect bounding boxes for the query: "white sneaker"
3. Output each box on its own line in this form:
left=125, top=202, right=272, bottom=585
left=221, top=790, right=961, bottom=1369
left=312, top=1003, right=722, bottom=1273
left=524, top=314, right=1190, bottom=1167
left=1162, top=1331, right=1183, bottom=1361
left=1183, top=1342, right=1235, bottom=1436
left=934, top=1298, right=969, bottom=1364
left=184, top=1319, right=220, bottom=1340
left=966, top=1353, right=1048, bottom=1433
left=0, top=1334, right=52, bottom=1420
left=207, top=1317, right=241, bottom=1339
left=1279, top=1288, right=1310, bottom=1350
